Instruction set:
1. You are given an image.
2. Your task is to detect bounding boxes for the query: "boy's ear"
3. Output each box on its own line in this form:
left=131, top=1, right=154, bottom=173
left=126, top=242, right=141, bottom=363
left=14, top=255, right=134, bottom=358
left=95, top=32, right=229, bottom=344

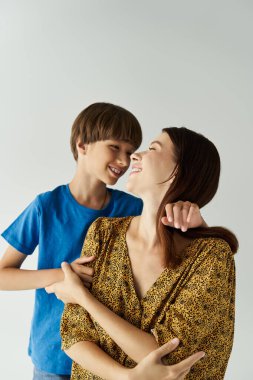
left=76, top=139, right=88, bottom=156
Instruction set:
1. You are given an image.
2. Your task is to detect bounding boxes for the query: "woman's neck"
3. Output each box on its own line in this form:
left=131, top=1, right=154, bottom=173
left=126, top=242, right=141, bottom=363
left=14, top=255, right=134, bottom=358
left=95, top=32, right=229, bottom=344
left=132, top=199, right=161, bottom=252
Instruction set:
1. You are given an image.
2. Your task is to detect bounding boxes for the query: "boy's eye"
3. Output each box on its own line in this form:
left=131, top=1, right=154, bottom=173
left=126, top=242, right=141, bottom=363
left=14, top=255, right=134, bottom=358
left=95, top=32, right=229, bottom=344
left=149, top=146, right=155, bottom=151
left=109, top=145, right=133, bottom=156
left=110, top=145, right=119, bottom=150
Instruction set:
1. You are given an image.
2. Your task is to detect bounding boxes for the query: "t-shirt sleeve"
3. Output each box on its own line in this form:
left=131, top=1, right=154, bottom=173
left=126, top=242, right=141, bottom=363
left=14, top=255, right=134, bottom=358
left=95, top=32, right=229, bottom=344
left=152, top=241, right=235, bottom=366
left=1, top=197, right=41, bottom=255
left=134, top=198, right=143, bottom=215
left=61, top=218, right=104, bottom=350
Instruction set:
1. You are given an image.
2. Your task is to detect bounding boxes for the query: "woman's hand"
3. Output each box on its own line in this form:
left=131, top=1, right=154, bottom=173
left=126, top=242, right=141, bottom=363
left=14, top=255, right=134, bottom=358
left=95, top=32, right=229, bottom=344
left=128, top=338, right=205, bottom=380
left=162, top=201, right=207, bottom=232
left=45, top=262, right=88, bottom=304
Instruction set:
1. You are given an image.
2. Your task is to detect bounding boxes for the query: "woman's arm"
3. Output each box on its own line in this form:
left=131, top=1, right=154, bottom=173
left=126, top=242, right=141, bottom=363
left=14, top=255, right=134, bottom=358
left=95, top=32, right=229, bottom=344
left=78, top=291, right=210, bottom=366
left=81, top=290, right=158, bottom=362
left=47, top=239, right=234, bottom=368
left=47, top=262, right=159, bottom=362
left=66, top=340, right=129, bottom=380
left=129, top=339, right=205, bottom=380
left=65, top=337, right=204, bottom=380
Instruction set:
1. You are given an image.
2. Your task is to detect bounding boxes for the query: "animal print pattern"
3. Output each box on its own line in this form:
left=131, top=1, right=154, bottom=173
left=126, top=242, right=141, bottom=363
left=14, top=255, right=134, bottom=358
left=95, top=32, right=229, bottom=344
left=61, top=216, right=235, bottom=379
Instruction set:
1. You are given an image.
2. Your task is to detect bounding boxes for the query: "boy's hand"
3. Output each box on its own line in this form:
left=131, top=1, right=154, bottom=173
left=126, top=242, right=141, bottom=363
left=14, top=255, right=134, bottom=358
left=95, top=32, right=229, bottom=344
left=70, top=256, right=95, bottom=289
left=128, top=338, right=205, bottom=380
left=162, top=201, right=207, bottom=232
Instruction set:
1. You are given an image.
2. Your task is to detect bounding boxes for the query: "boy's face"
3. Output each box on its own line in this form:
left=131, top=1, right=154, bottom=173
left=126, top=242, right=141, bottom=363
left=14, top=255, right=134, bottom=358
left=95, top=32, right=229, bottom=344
left=79, top=139, right=136, bottom=185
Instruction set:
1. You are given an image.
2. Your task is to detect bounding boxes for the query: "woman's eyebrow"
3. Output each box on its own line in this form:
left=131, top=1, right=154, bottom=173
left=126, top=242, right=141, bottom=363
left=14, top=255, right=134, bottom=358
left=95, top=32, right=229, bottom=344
left=150, top=140, right=163, bottom=147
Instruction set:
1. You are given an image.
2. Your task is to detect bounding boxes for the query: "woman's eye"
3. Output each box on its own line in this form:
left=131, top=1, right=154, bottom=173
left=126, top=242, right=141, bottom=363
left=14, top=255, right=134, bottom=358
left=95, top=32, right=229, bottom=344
left=110, top=145, right=119, bottom=150
left=149, top=147, right=155, bottom=151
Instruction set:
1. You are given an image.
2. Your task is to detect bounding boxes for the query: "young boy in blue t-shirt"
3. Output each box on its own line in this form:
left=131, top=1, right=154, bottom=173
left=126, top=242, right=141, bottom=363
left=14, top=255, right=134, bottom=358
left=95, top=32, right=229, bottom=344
left=0, top=102, right=205, bottom=379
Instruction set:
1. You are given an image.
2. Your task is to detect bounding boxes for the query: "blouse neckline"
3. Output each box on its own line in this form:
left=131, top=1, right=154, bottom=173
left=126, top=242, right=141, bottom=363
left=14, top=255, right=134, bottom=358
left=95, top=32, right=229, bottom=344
left=121, top=216, right=203, bottom=304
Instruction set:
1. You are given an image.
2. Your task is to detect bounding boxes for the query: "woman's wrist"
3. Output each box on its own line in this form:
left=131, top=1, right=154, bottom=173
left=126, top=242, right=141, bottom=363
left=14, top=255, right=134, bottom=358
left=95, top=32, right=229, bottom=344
left=123, top=367, right=140, bottom=380
left=77, top=286, right=93, bottom=308
left=117, top=368, right=134, bottom=380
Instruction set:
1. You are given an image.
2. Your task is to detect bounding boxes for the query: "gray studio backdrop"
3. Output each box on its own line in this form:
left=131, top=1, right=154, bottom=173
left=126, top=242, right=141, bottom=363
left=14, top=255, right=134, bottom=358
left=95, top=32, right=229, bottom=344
left=0, top=1, right=252, bottom=379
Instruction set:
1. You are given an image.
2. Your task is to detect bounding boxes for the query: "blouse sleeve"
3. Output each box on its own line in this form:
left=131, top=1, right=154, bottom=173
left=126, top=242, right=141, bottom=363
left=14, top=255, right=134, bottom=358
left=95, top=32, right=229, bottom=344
left=61, top=218, right=104, bottom=350
left=153, top=240, right=235, bottom=367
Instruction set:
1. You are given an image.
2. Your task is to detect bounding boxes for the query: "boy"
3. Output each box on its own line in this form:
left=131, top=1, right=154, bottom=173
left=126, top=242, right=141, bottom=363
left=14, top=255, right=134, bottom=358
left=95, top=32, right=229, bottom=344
left=0, top=103, right=205, bottom=379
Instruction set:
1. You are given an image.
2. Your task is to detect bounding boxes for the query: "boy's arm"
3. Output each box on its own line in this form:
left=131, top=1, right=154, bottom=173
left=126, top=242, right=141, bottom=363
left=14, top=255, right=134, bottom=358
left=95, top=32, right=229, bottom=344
left=0, top=245, right=64, bottom=290
left=0, top=245, right=94, bottom=290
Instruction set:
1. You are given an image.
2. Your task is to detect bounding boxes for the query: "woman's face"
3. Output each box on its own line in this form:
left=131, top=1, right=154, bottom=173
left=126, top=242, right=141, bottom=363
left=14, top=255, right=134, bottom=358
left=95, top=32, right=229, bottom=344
left=126, top=132, right=177, bottom=198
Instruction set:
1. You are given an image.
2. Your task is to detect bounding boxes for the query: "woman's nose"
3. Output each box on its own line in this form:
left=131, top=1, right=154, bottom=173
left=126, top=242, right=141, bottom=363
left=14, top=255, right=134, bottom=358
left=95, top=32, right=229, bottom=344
left=130, top=151, right=142, bottom=161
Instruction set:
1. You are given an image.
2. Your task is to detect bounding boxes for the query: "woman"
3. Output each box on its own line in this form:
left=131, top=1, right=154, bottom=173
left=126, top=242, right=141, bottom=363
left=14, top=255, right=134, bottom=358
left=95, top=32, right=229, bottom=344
left=47, top=127, right=237, bottom=379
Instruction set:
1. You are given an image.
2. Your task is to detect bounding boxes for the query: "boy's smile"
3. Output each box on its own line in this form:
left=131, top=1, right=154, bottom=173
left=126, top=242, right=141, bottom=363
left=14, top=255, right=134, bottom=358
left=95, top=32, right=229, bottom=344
left=81, top=139, right=135, bottom=185
left=108, top=164, right=124, bottom=178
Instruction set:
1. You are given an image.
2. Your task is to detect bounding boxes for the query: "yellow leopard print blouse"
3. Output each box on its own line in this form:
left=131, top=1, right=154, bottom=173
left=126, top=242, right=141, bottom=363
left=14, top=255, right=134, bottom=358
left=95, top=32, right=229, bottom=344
left=61, top=216, right=235, bottom=379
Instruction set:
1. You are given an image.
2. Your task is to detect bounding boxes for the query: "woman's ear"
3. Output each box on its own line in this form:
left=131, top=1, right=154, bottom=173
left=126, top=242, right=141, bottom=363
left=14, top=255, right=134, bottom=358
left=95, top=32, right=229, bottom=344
left=168, top=175, right=175, bottom=185
left=168, top=166, right=178, bottom=184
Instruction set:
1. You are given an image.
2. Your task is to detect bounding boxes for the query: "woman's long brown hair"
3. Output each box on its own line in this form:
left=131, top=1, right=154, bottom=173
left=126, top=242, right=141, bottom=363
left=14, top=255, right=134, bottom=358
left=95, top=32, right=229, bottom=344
left=156, top=127, right=238, bottom=268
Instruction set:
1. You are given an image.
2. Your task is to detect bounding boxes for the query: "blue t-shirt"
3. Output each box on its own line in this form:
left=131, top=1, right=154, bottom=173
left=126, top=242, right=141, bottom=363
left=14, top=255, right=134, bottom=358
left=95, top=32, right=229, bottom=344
left=1, top=185, right=143, bottom=375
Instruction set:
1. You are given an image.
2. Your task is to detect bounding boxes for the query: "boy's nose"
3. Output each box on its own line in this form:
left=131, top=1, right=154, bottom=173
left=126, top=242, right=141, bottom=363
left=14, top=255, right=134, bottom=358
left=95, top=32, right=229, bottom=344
left=117, top=153, right=130, bottom=167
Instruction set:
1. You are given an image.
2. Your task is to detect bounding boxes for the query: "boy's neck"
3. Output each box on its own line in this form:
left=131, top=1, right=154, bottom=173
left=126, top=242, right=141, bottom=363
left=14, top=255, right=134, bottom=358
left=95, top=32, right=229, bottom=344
left=69, top=174, right=109, bottom=210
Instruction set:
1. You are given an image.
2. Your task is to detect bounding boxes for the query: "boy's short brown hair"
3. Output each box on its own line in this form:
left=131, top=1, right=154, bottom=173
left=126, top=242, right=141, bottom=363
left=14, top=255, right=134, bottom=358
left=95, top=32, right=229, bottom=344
left=70, top=102, right=142, bottom=160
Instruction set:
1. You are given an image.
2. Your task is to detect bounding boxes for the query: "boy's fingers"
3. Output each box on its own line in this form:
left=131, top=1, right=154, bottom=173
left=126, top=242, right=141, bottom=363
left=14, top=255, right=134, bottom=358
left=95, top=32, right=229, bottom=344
left=186, top=203, right=197, bottom=223
left=154, top=338, right=180, bottom=360
left=75, top=256, right=95, bottom=264
left=79, top=273, right=93, bottom=283
left=173, top=202, right=183, bottom=229
left=80, top=266, right=94, bottom=276
left=181, top=202, right=191, bottom=232
left=61, top=262, right=73, bottom=276
left=83, top=281, right=91, bottom=288
left=172, top=351, right=205, bottom=374
left=164, top=204, right=174, bottom=224
left=161, top=216, right=172, bottom=226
